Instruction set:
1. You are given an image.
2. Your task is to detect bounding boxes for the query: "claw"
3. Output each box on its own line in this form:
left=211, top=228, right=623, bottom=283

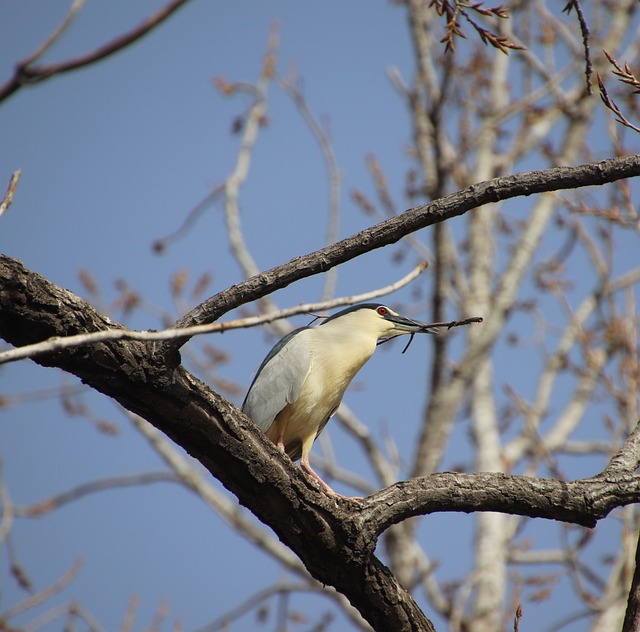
left=300, top=458, right=362, bottom=504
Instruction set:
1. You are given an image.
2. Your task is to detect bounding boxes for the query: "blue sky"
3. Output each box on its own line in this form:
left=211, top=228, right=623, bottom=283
left=1, top=2, right=638, bottom=631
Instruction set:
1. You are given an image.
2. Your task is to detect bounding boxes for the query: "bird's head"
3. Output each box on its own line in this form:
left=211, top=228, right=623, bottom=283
left=320, top=303, right=438, bottom=342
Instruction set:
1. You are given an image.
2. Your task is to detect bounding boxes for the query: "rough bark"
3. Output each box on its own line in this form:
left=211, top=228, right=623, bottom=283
left=623, top=530, right=640, bottom=632
left=0, top=254, right=434, bottom=631
left=2, top=253, right=640, bottom=630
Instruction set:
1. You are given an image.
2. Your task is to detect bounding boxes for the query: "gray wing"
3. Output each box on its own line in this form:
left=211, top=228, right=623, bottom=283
left=241, top=327, right=312, bottom=433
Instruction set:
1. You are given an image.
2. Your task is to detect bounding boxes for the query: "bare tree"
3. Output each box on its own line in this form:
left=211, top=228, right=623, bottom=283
left=1, top=1, right=640, bottom=631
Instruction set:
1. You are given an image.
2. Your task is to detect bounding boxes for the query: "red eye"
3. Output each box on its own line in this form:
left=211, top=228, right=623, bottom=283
left=377, top=306, right=388, bottom=316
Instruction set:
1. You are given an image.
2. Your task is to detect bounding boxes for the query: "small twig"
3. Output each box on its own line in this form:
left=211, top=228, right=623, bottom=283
left=20, top=0, right=86, bottom=67
left=432, top=0, right=524, bottom=55
left=152, top=184, right=225, bottom=253
left=598, top=51, right=640, bottom=134
left=377, top=315, right=483, bottom=351
left=562, top=0, right=592, bottom=95
left=194, top=581, right=316, bottom=632
left=0, top=0, right=193, bottom=103
left=278, top=71, right=342, bottom=302
left=15, top=472, right=179, bottom=517
left=0, top=557, right=83, bottom=622
left=20, top=599, right=105, bottom=632
left=425, top=316, right=484, bottom=330
left=0, top=169, right=21, bottom=218
left=514, top=604, right=523, bottom=632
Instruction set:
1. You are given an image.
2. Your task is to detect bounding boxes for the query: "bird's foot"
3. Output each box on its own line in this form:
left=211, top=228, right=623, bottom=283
left=300, top=460, right=362, bottom=505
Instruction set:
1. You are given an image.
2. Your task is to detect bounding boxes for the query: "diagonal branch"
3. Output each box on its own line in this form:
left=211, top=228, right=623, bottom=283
left=0, top=0, right=193, bottom=103
left=1, top=254, right=639, bottom=630
left=0, top=253, right=434, bottom=632
left=163, top=155, right=640, bottom=355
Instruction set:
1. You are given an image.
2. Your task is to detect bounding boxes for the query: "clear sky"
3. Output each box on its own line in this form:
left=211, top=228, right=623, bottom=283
left=1, top=2, right=638, bottom=631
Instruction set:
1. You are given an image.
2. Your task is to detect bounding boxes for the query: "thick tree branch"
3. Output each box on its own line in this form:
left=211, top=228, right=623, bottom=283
left=164, top=155, right=640, bottom=355
left=358, top=469, right=640, bottom=536
left=2, top=253, right=639, bottom=630
left=0, top=254, right=433, bottom=631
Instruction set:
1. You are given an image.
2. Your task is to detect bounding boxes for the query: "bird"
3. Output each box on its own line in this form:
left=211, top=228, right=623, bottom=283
left=242, top=303, right=437, bottom=500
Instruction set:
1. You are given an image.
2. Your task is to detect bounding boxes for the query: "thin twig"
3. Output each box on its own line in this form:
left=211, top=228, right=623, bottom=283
left=0, top=469, right=14, bottom=544
left=0, top=0, right=193, bottom=103
left=15, top=472, right=179, bottom=517
left=278, top=71, right=342, bottom=301
left=562, top=0, right=592, bottom=95
left=21, top=0, right=86, bottom=67
left=152, top=184, right=225, bottom=253
left=194, top=581, right=316, bottom=632
left=0, top=262, right=429, bottom=365
left=22, top=599, right=105, bottom=632
left=423, top=316, right=484, bottom=330
left=0, top=169, right=21, bottom=218
left=598, top=51, right=640, bottom=134
left=0, top=557, right=83, bottom=621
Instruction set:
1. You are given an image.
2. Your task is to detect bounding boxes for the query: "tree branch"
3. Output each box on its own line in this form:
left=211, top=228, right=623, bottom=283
left=1, top=252, right=639, bottom=630
left=0, top=0, right=193, bottom=103
left=359, top=469, right=640, bottom=536
left=0, top=261, right=430, bottom=366
left=163, top=155, right=640, bottom=355
left=623, top=528, right=640, bottom=632
left=0, top=253, right=434, bottom=631
left=1, top=155, right=639, bottom=630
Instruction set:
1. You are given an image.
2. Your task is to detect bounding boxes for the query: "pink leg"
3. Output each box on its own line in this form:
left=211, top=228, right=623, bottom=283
left=300, top=456, right=362, bottom=504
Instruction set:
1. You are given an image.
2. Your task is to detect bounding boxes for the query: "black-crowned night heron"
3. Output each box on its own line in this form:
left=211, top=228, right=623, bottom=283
left=242, top=303, right=437, bottom=499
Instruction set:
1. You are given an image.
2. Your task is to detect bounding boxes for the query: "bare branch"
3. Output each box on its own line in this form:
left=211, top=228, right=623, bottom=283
left=562, top=0, right=593, bottom=94
left=598, top=51, right=640, bottom=133
left=165, top=155, right=640, bottom=351
left=195, top=582, right=317, bottom=632
left=14, top=472, right=179, bottom=518
left=278, top=71, right=342, bottom=301
left=20, top=0, right=86, bottom=66
left=0, top=169, right=21, bottom=219
left=0, top=0, right=193, bottom=103
left=0, top=261, right=429, bottom=366
left=361, top=470, right=640, bottom=536
left=0, top=556, right=83, bottom=622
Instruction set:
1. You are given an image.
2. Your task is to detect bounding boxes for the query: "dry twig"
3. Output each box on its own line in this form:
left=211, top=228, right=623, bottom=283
left=562, top=0, right=593, bottom=95
left=0, top=0, right=193, bottom=103
left=0, top=169, right=21, bottom=219
left=430, top=0, right=524, bottom=54
left=598, top=51, right=640, bottom=134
